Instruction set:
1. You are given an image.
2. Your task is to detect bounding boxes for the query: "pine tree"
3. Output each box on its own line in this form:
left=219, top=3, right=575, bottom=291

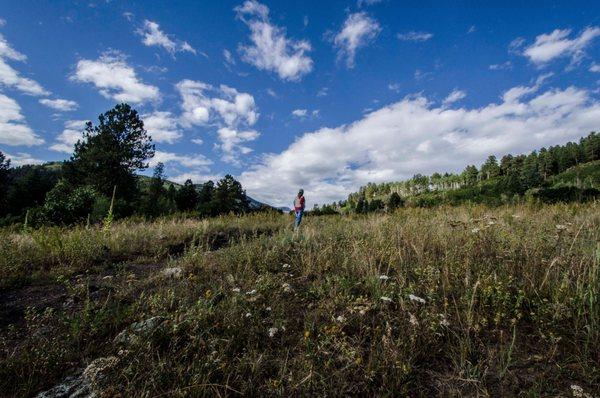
left=64, top=103, right=155, bottom=204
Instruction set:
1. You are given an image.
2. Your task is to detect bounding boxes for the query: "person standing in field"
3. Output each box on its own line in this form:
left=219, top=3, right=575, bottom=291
left=293, top=189, right=305, bottom=229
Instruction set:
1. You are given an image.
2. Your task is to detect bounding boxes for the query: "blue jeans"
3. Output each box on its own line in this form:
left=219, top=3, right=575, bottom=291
left=294, top=210, right=303, bottom=228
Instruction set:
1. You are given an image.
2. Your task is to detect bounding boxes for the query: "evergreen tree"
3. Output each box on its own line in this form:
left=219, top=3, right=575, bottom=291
left=175, top=179, right=199, bottom=211
left=387, top=192, right=404, bottom=210
left=0, top=151, right=9, bottom=214
left=64, top=103, right=155, bottom=205
left=197, top=180, right=215, bottom=216
left=480, top=155, right=500, bottom=179
left=462, top=165, right=479, bottom=185
left=211, top=175, right=249, bottom=214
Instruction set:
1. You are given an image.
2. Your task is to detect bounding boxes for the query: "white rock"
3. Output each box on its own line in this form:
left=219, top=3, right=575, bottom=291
left=162, top=267, right=183, bottom=279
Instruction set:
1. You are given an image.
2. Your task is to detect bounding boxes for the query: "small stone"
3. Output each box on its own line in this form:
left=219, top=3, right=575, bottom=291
left=162, top=267, right=183, bottom=279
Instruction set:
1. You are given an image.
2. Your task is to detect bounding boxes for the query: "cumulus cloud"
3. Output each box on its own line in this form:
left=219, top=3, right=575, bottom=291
left=0, top=93, right=43, bottom=146
left=39, top=98, right=78, bottom=112
left=396, top=31, right=433, bottom=42
left=291, top=109, right=307, bottom=118
left=136, top=20, right=196, bottom=55
left=590, top=63, right=600, bottom=73
left=0, top=33, right=49, bottom=96
left=442, top=89, right=466, bottom=106
left=49, top=119, right=88, bottom=153
left=71, top=51, right=159, bottom=104
left=235, top=0, right=313, bottom=81
left=169, top=171, right=222, bottom=185
left=522, top=27, right=600, bottom=66
left=149, top=150, right=212, bottom=168
left=240, top=80, right=600, bottom=207
left=176, top=79, right=260, bottom=163
left=2, top=151, right=43, bottom=166
left=142, top=111, right=182, bottom=144
left=333, top=12, right=381, bottom=68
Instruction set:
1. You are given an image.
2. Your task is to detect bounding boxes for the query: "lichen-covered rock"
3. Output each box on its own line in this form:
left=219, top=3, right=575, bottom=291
left=113, top=316, right=165, bottom=346
left=35, top=356, right=118, bottom=398
left=35, top=375, right=91, bottom=398
left=82, top=356, right=118, bottom=393
left=161, top=267, right=183, bottom=279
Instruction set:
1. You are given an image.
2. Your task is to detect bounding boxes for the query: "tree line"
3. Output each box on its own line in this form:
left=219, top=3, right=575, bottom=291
left=310, top=132, right=600, bottom=214
left=0, top=104, right=254, bottom=227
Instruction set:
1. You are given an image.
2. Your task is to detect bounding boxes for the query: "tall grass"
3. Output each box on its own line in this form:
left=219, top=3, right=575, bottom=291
left=1, top=203, right=598, bottom=396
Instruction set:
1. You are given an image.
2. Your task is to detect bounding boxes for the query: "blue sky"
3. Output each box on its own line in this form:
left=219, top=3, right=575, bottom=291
left=1, top=0, right=599, bottom=207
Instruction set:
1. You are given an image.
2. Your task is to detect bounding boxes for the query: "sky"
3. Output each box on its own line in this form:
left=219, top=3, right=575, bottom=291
left=0, top=0, right=600, bottom=207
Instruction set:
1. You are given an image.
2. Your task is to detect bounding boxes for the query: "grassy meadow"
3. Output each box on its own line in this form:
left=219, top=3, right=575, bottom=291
left=1, top=204, right=599, bottom=397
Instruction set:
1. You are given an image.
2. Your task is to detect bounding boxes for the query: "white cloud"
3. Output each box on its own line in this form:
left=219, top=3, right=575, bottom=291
left=176, top=79, right=260, bottom=163
left=333, top=12, right=381, bottom=68
left=388, top=82, right=401, bottom=92
left=316, top=87, right=329, bottom=97
left=235, top=0, right=313, bottom=81
left=291, top=109, right=307, bottom=117
left=39, top=98, right=78, bottom=112
left=357, top=0, right=382, bottom=6
left=169, top=171, right=221, bottom=185
left=136, top=20, right=196, bottom=55
left=240, top=80, right=600, bottom=207
left=0, top=33, right=49, bottom=96
left=217, top=127, right=259, bottom=164
left=3, top=151, right=43, bottom=166
left=0, top=93, right=43, bottom=146
left=522, top=27, right=600, bottom=66
left=150, top=150, right=212, bottom=168
left=49, top=119, right=88, bottom=153
left=123, top=12, right=134, bottom=21
left=177, top=80, right=258, bottom=128
left=590, top=63, right=600, bottom=73
left=223, top=49, right=236, bottom=65
left=71, top=51, right=160, bottom=104
left=142, top=111, right=182, bottom=144
left=396, top=31, right=433, bottom=42
left=191, top=138, right=204, bottom=145
left=467, top=26, right=476, bottom=34
left=442, top=89, right=466, bottom=106
left=489, top=61, right=512, bottom=71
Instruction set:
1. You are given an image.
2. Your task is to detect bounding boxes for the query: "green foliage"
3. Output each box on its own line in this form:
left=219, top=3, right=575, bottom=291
left=174, top=179, right=198, bottom=212
left=42, top=180, right=97, bottom=225
left=212, top=174, right=250, bottom=214
left=64, top=103, right=154, bottom=205
left=344, top=132, right=600, bottom=213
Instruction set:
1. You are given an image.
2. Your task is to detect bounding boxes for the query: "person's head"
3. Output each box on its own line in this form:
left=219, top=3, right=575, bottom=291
left=298, top=189, right=304, bottom=197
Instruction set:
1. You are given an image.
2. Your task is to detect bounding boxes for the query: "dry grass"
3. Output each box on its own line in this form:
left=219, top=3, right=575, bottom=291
left=1, top=203, right=598, bottom=397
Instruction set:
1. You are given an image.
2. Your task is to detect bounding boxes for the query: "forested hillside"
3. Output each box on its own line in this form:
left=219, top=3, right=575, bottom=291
left=311, top=132, right=600, bottom=214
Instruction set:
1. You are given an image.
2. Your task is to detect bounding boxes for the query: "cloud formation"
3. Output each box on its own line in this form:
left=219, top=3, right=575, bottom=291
left=235, top=0, right=313, bottom=81
left=240, top=80, right=600, bottom=207
left=0, top=92, right=43, bottom=146
left=71, top=51, right=160, bottom=104
left=0, top=33, right=49, bottom=96
left=442, top=89, right=466, bottom=106
left=333, top=12, right=381, bottom=68
left=39, top=98, right=78, bottom=112
left=142, top=111, right=182, bottom=144
left=522, top=27, right=600, bottom=66
left=136, top=20, right=196, bottom=55
left=2, top=151, right=43, bottom=166
left=176, top=79, right=260, bottom=163
left=49, top=119, right=88, bottom=153
left=396, top=31, right=433, bottom=42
